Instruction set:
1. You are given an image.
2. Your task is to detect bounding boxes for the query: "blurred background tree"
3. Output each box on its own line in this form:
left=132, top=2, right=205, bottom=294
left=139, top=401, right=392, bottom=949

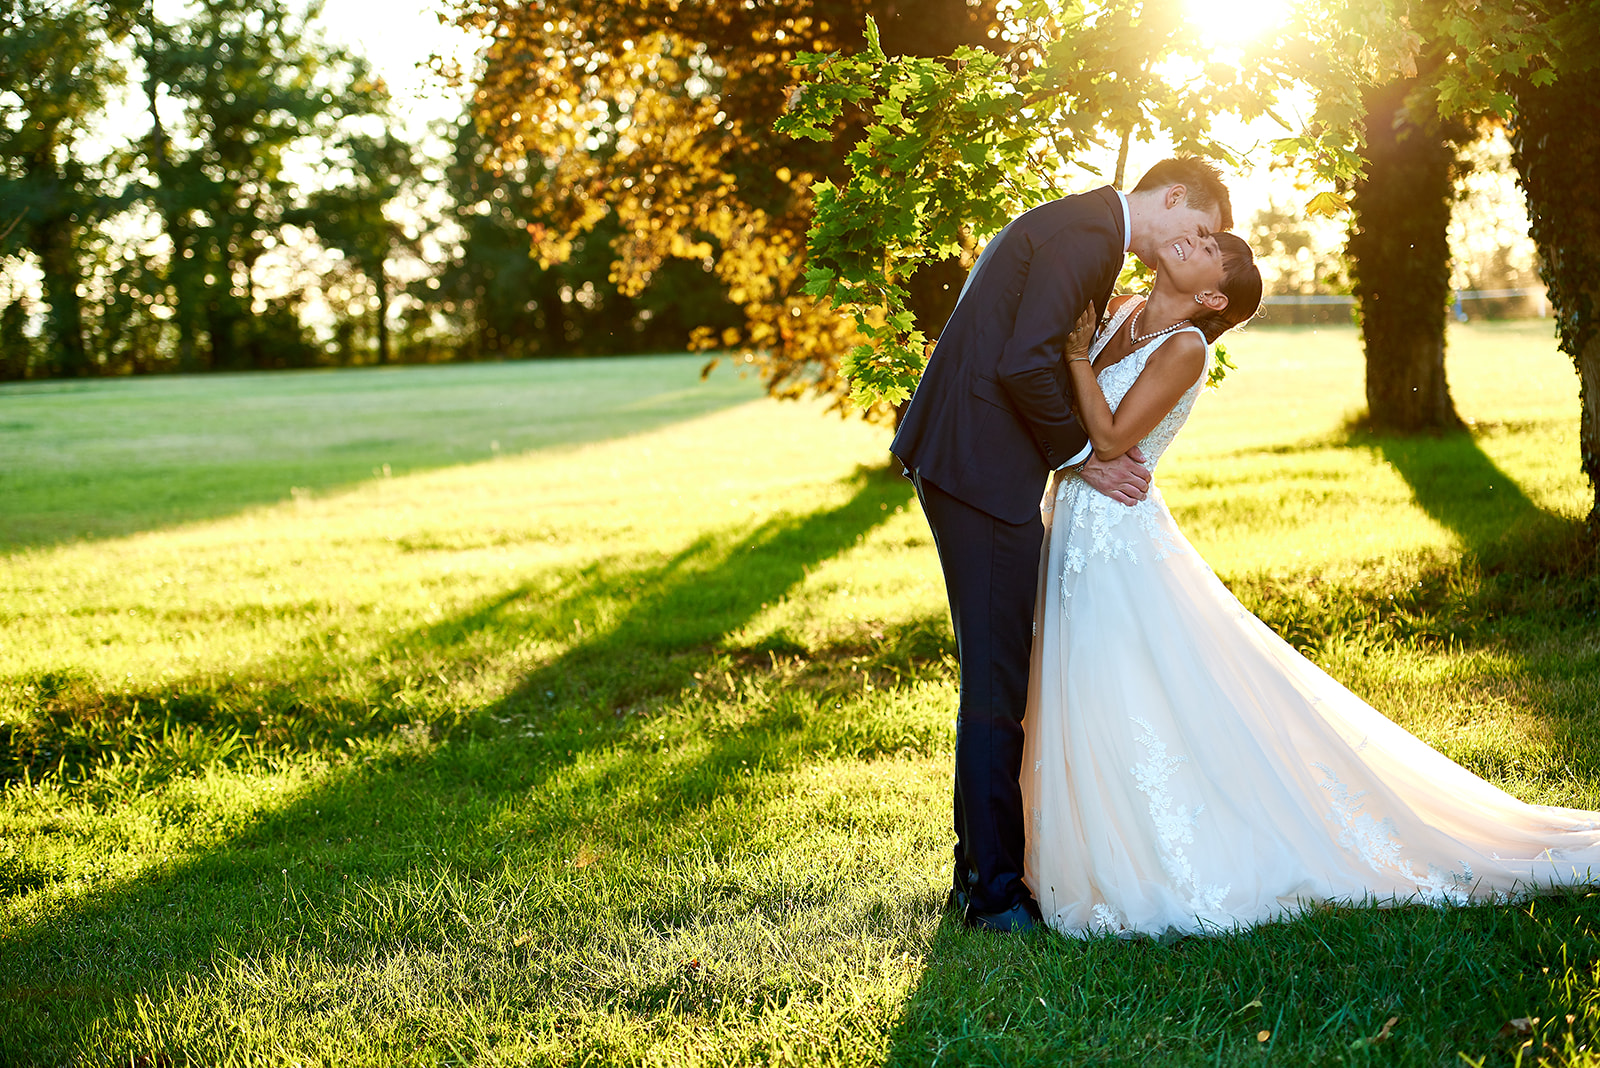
left=0, top=0, right=742, bottom=381
left=293, top=129, right=421, bottom=366
left=416, top=114, right=742, bottom=362
left=133, top=0, right=388, bottom=372
left=0, top=0, right=135, bottom=377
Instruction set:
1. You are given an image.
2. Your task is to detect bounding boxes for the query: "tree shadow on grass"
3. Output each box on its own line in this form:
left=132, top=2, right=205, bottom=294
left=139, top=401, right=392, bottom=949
left=0, top=465, right=919, bottom=1062
left=1356, top=425, right=1559, bottom=559
left=1210, top=422, right=1596, bottom=666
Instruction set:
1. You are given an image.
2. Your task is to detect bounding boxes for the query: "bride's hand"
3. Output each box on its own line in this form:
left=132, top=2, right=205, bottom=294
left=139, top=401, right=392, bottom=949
left=1065, top=305, right=1097, bottom=363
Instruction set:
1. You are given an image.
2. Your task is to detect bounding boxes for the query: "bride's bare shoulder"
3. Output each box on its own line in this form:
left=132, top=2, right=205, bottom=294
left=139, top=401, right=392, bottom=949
left=1149, top=329, right=1207, bottom=378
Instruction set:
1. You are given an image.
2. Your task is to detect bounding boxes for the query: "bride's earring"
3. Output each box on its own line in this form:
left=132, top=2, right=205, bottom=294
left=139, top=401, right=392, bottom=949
left=1194, top=294, right=1204, bottom=304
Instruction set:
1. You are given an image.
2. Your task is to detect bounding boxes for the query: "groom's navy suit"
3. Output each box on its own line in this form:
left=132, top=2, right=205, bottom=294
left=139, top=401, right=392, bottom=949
left=890, top=186, right=1126, bottom=917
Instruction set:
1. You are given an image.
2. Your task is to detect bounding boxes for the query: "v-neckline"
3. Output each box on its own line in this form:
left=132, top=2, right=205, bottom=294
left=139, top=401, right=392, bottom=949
left=1089, top=298, right=1145, bottom=376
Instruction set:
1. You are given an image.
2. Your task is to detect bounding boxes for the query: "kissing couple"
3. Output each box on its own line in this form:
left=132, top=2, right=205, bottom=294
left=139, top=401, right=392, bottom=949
left=891, top=157, right=1600, bottom=937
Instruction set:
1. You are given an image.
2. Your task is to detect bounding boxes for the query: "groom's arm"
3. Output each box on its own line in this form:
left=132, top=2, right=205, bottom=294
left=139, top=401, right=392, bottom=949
left=993, top=221, right=1120, bottom=469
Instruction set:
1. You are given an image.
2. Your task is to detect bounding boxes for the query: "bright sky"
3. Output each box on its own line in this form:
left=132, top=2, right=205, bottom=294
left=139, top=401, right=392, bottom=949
left=313, top=0, right=481, bottom=136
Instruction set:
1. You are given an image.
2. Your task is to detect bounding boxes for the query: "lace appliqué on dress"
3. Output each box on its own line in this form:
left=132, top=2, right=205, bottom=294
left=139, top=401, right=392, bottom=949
left=1131, top=717, right=1231, bottom=914
left=1313, top=762, right=1477, bottom=904
left=1055, top=480, right=1186, bottom=577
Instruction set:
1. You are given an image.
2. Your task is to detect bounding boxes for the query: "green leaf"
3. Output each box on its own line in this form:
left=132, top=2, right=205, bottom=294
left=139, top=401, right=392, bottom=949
left=1304, top=190, right=1349, bottom=217
left=1206, top=340, right=1236, bottom=389
left=863, top=15, right=885, bottom=61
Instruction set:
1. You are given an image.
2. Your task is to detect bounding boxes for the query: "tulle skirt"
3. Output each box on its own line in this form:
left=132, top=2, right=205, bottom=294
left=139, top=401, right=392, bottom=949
left=1021, top=473, right=1600, bottom=938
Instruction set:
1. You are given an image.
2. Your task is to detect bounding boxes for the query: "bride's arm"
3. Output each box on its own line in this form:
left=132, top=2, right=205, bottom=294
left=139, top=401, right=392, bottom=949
left=1066, top=309, right=1207, bottom=460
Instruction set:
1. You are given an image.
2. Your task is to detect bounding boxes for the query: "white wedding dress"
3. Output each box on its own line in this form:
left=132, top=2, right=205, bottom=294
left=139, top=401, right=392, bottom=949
left=1021, top=299, right=1600, bottom=938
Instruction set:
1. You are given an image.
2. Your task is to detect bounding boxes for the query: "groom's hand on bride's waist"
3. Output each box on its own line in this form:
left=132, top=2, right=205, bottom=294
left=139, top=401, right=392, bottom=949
left=1078, top=447, right=1150, bottom=506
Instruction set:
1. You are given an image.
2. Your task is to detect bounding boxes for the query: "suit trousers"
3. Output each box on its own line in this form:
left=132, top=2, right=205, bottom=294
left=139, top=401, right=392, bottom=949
left=912, top=471, right=1042, bottom=915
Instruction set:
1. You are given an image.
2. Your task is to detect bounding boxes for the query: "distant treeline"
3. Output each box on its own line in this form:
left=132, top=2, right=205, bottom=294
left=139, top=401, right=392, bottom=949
left=0, top=0, right=742, bottom=382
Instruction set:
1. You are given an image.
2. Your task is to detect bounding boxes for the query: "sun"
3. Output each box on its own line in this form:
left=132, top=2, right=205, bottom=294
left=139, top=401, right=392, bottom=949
left=1181, top=0, right=1299, bottom=47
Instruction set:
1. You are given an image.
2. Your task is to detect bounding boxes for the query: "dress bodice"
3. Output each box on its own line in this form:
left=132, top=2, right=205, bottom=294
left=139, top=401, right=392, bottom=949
left=1087, top=298, right=1210, bottom=472
left=1046, top=298, right=1211, bottom=576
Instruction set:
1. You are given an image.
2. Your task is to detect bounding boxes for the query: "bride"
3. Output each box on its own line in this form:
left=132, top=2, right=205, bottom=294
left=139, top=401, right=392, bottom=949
left=1023, top=230, right=1600, bottom=938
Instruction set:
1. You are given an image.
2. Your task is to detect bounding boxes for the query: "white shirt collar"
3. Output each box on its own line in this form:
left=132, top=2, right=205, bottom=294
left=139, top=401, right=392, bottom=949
left=1115, top=188, right=1131, bottom=254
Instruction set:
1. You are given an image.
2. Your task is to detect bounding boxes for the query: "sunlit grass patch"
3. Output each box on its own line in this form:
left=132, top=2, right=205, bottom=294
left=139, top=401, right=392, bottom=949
left=0, top=355, right=763, bottom=548
left=2, top=323, right=1599, bottom=1066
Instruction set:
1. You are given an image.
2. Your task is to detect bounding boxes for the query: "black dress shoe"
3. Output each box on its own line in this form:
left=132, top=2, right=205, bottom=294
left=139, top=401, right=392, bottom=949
left=964, top=901, right=1040, bottom=933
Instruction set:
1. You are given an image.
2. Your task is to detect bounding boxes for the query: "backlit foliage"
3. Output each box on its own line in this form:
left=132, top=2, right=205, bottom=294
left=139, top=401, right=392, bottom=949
left=453, top=1, right=1002, bottom=420
left=777, top=0, right=1428, bottom=409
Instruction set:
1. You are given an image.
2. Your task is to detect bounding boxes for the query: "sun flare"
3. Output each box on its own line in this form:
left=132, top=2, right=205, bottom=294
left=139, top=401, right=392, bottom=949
left=1182, top=0, right=1299, bottom=47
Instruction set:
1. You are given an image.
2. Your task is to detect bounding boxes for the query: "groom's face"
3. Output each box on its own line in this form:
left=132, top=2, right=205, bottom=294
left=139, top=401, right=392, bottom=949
left=1139, top=188, right=1224, bottom=269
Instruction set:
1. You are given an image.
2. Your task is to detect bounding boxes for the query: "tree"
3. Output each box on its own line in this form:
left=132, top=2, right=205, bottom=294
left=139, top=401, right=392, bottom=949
left=0, top=0, right=133, bottom=376
left=416, top=114, right=739, bottom=362
left=0, top=285, right=32, bottom=380
left=296, top=130, right=418, bottom=364
left=134, top=0, right=386, bottom=370
left=450, top=0, right=1006, bottom=417
left=1247, top=200, right=1348, bottom=304
left=1510, top=66, right=1600, bottom=537
left=1344, top=70, right=1470, bottom=433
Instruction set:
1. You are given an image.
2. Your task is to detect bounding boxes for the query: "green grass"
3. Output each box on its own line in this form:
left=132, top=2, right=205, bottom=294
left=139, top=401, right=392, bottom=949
left=2, top=323, right=1599, bottom=1066
left=0, top=354, right=763, bottom=548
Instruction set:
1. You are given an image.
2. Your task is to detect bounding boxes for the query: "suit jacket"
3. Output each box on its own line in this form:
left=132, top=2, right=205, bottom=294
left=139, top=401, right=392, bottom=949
left=889, top=186, right=1125, bottom=525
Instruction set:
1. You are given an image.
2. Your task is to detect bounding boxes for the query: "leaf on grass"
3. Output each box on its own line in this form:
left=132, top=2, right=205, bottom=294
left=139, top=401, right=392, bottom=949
left=513, top=932, right=534, bottom=948
left=1350, top=1016, right=1399, bottom=1049
left=1257, top=1030, right=1271, bottom=1043
left=1498, top=1017, right=1538, bottom=1039
left=570, top=843, right=598, bottom=869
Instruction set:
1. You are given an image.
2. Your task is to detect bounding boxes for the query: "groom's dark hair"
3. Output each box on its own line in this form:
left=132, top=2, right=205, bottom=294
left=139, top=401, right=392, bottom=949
left=1132, top=157, right=1233, bottom=230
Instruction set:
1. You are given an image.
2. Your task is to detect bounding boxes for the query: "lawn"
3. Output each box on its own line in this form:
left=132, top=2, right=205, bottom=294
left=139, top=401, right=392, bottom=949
left=0, top=354, right=762, bottom=548
left=2, top=323, right=1598, bottom=1066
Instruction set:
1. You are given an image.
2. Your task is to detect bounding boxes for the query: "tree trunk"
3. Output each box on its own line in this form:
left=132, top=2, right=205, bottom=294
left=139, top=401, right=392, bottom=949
left=374, top=263, right=391, bottom=364
left=32, top=214, right=88, bottom=377
left=1346, top=77, right=1464, bottom=433
left=142, top=65, right=204, bottom=374
left=1, top=300, right=31, bottom=380
left=205, top=281, right=239, bottom=370
left=1511, top=69, right=1600, bottom=539
left=172, top=249, right=203, bottom=373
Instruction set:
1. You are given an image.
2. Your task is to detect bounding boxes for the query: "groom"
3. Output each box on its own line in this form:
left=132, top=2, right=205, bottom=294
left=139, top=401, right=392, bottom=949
left=890, top=158, right=1232, bottom=932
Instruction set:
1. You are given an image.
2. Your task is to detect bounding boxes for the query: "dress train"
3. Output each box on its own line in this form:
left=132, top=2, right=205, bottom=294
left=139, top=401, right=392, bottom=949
left=1021, top=301, right=1600, bottom=937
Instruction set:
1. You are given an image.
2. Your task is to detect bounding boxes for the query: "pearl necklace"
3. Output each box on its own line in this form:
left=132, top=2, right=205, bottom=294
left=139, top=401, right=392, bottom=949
left=1128, top=306, right=1189, bottom=348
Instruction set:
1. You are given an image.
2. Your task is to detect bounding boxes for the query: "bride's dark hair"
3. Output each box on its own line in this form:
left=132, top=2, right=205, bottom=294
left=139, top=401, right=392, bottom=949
left=1190, top=232, right=1262, bottom=343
